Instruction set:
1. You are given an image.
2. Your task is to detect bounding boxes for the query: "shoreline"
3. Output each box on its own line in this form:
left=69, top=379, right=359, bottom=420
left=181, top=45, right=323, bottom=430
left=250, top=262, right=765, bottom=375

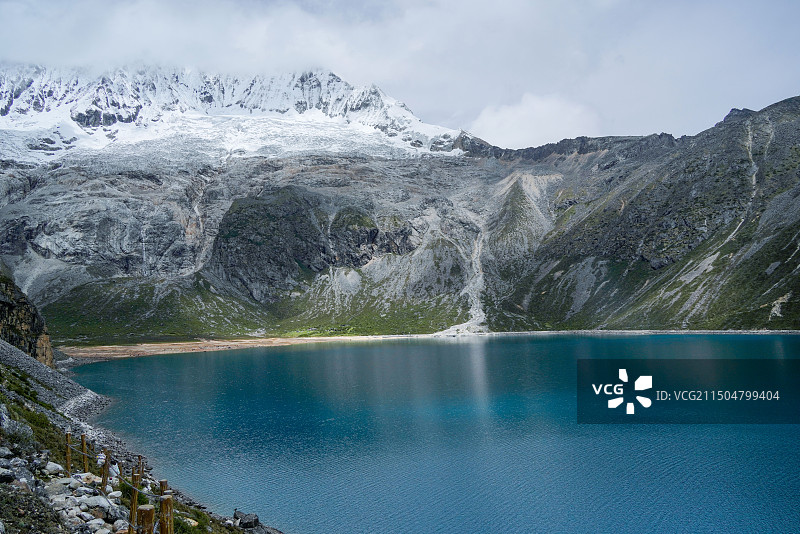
left=1, top=338, right=276, bottom=532
left=57, top=329, right=800, bottom=364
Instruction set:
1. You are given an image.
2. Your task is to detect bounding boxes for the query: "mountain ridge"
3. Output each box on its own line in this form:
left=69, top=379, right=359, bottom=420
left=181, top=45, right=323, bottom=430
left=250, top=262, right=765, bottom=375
left=0, top=63, right=459, bottom=162
left=0, top=64, right=798, bottom=340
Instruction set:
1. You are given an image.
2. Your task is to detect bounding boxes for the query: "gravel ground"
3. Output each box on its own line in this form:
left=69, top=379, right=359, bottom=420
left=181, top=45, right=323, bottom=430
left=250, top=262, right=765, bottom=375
left=0, top=341, right=106, bottom=420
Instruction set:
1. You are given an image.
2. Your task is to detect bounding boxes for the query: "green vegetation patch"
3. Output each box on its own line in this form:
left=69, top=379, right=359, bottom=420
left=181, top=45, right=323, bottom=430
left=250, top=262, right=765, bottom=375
left=42, top=274, right=277, bottom=345
left=0, top=365, right=66, bottom=466
left=331, top=206, right=376, bottom=231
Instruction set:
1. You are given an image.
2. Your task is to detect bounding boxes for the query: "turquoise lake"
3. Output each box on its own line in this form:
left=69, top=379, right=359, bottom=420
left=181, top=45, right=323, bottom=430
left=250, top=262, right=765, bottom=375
left=72, top=334, right=800, bottom=533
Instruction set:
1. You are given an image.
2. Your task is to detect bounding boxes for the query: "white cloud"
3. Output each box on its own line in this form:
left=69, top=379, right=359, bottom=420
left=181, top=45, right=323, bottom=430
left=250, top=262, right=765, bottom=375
left=469, top=94, right=601, bottom=149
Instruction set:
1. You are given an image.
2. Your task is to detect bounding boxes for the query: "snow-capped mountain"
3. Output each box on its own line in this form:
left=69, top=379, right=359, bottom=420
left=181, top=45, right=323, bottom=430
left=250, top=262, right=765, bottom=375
left=0, top=64, right=458, bottom=162
left=2, top=62, right=799, bottom=338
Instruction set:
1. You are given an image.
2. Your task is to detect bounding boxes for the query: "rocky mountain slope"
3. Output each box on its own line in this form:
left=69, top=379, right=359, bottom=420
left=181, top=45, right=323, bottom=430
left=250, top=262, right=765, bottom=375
left=0, top=64, right=798, bottom=341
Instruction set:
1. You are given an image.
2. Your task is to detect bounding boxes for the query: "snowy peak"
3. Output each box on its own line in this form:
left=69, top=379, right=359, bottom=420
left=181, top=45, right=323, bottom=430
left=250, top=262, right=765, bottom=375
left=0, top=64, right=460, bottom=161
left=0, top=64, right=453, bottom=146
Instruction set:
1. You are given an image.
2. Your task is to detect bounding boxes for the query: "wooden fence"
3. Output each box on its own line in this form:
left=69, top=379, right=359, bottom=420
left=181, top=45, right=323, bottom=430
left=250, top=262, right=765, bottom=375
left=65, top=431, right=175, bottom=534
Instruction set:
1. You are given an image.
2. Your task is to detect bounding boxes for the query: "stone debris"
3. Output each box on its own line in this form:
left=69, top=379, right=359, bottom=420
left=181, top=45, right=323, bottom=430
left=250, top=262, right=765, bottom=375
left=0, top=448, right=129, bottom=533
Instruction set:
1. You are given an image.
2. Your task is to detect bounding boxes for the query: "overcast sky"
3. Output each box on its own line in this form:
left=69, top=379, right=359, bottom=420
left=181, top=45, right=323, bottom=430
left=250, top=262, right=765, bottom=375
left=2, top=0, right=799, bottom=148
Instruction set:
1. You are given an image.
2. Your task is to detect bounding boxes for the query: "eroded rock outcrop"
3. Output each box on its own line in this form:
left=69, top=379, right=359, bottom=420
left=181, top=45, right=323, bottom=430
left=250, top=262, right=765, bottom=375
left=0, top=262, right=53, bottom=367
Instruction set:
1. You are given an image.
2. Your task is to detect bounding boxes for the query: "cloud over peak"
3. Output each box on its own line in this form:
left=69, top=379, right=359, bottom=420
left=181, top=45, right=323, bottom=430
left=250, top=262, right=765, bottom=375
left=469, top=94, right=601, bottom=149
left=2, top=0, right=799, bottom=148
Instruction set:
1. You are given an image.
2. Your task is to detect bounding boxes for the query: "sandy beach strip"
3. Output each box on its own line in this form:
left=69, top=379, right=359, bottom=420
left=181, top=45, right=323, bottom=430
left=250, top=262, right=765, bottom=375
left=56, top=335, right=409, bottom=362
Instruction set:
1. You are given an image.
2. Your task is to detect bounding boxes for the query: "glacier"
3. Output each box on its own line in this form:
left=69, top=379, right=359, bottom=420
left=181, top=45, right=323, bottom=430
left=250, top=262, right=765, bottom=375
left=0, top=64, right=460, bottom=163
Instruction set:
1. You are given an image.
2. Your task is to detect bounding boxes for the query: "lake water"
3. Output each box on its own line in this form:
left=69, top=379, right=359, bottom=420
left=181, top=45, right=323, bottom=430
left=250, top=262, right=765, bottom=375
left=72, top=334, right=800, bottom=533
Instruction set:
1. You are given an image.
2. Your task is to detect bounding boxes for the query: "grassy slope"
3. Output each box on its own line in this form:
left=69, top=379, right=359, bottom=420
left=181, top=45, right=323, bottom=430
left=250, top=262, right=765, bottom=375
left=42, top=268, right=470, bottom=344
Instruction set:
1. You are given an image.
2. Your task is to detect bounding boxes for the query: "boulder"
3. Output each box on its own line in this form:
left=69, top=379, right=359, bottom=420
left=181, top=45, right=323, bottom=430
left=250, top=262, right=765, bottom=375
left=241, top=514, right=260, bottom=529
left=86, top=517, right=106, bottom=530
left=75, top=471, right=102, bottom=484
left=44, top=461, right=64, bottom=475
left=44, top=481, right=70, bottom=496
left=102, top=502, right=128, bottom=523
left=0, top=446, right=12, bottom=458
left=81, top=495, right=112, bottom=511
left=234, top=510, right=260, bottom=529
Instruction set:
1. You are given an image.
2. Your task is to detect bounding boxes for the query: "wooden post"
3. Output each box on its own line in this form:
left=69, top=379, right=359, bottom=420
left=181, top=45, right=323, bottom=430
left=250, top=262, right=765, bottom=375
left=130, top=471, right=141, bottom=531
left=138, top=504, right=155, bottom=534
left=165, top=491, right=175, bottom=534
left=159, top=479, right=168, bottom=495
left=80, top=434, right=89, bottom=473
left=160, top=494, right=174, bottom=534
left=138, top=455, right=143, bottom=475
left=100, top=449, right=109, bottom=492
left=65, top=432, right=72, bottom=476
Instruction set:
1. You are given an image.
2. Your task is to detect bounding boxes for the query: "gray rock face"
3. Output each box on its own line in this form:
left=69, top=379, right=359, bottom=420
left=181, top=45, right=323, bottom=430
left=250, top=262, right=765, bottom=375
left=44, top=480, right=70, bottom=496
left=205, top=187, right=336, bottom=303
left=0, top=260, right=53, bottom=366
left=44, top=461, right=64, bottom=475
left=204, top=187, right=422, bottom=304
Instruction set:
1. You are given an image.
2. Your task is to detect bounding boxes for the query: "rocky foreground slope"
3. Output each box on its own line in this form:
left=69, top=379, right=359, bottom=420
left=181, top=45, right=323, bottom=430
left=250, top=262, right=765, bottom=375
left=0, top=65, right=798, bottom=341
left=0, top=339, right=279, bottom=533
